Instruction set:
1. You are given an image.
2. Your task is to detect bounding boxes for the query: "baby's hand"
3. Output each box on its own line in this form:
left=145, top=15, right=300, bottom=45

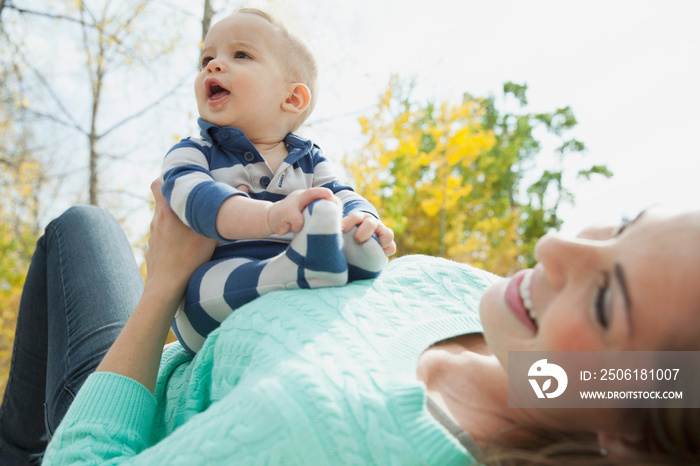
left=267, top=188, right=336, bottom=235
left=342, top=212, right=397, bottom=256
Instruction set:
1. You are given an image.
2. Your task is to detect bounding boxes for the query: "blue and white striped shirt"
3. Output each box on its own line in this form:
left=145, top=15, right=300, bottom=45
left=162, top=119, right=378, bottom=261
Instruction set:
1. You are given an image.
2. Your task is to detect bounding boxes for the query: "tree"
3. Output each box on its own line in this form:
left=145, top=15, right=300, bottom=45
left=201, top=0, right=214, bottom=45
left=0, top=0, right=245, bottom=393
left=2, top=0, right=190, bottom=206
left=346, top=77, right=612, bottom=276
left=0, top=64, right=44, bottom=396
left=0, top=161, right=42, bottom=396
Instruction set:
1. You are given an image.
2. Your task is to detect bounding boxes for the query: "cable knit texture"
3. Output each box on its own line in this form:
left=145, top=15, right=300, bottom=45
left=43, top=255, right=500, bottom=465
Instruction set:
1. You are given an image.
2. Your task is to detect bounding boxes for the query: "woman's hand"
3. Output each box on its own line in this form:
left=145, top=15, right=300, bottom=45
left=146, top=179, right=217, bottom=295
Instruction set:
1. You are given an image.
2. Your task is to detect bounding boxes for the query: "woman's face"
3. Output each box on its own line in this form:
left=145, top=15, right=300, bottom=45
left=480, top=207, right=700, bottom=369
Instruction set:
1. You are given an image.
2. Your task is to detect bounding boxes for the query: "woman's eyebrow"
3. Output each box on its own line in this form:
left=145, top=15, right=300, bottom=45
left=614, top=263, right=633, bottom=336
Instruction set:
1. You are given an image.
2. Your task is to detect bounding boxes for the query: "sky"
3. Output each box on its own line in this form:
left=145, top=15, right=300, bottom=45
left=18, top=0, right=700, bottom=243
left=284, top=0, right=700, bottom=235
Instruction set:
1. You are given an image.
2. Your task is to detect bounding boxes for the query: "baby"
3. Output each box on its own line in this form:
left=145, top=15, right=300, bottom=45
left=161, top=8, right=395, bottom=354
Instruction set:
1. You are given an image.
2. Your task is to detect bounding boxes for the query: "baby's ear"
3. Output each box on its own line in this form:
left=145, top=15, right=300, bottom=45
left=282, top=83, right=311, bottom=115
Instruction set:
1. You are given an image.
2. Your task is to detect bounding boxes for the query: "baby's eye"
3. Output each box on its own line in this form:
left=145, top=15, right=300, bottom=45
left=200, top=57, right=212, bottom=69
left=234, top=51, right=251, bottom=59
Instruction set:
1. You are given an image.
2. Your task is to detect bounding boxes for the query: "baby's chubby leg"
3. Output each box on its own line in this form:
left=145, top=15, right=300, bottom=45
left=172, top=199, right=348, bottom=354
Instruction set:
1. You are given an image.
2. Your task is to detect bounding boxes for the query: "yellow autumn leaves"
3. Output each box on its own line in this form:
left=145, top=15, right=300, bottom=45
left=0, top=160, right=41, bottom=395
left=348, top=78, right=510, bottom=275
left=346, top=77, right=597, bottom=276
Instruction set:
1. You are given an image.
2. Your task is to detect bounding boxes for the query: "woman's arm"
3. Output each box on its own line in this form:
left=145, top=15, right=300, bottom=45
left=95, top=179, right=217, bottom=393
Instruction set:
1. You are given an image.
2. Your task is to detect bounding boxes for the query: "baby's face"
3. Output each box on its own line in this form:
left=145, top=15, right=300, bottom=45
left=195, top=13, right=290, bottom=138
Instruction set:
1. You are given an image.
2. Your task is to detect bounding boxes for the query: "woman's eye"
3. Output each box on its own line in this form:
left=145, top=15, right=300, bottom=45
left=234, top=51, right=250, bottom=59
left=595, top=273, right=611, bottom=329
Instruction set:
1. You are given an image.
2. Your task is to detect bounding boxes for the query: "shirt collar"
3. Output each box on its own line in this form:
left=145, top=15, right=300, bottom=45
left=198, top=118, right=314, bottom=162
left=282, top=133, right=314, bottom=164
left=199, top=118, right=249, bottom=148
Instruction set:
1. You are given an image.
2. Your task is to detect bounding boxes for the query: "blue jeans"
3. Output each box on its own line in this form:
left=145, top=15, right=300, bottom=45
left=0, top=206, right=143, bottom=465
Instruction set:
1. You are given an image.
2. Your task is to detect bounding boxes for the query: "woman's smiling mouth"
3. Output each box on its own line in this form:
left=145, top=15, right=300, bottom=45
left=505, top=269, right=538, bottom=334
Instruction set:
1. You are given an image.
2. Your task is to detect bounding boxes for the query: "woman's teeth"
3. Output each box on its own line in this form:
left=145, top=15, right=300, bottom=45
left=519, top=271, right=536, bottom=323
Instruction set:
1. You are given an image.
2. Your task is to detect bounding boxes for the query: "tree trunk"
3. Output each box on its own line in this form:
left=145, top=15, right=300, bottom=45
left=87, top=58, right=103, bottom=206
left=89, top=132, right=98, bottom=206
left=201, top=0, right=214, bottom=45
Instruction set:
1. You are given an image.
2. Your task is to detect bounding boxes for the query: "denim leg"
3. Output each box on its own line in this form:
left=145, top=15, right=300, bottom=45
left=0, top=205, right=143, bottom=465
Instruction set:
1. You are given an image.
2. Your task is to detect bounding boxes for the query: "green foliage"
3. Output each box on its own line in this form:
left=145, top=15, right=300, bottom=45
left=347, top=77, right=612, bottom=275
left=578, top=165, right=614, bottom=180
left=0, top=60, right=42, bottom=398
left=0, top=161, right=41, bottom=398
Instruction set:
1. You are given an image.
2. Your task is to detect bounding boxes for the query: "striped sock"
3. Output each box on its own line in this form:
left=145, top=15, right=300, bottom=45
left=342, top=226, right=387, bottom=281
left=258, top=198, right=348, bottom=291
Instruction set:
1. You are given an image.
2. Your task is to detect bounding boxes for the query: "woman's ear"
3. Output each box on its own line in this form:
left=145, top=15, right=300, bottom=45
left=281, top=83, right=311, bottom=115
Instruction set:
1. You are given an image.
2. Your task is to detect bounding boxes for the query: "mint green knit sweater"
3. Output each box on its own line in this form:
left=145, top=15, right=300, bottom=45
left=43, top=255, right=499, bottom=465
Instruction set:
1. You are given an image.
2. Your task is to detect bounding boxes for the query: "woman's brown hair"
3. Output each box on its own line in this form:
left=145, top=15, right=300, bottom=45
left=480, top=408, right=700, bottom=465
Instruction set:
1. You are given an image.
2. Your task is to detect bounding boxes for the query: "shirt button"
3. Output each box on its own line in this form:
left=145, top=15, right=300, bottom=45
left=220, top=130, right=230, bottom=140
left=260, top=176, right=271, bottom=187
left=243, top=151, right=255, bottom=162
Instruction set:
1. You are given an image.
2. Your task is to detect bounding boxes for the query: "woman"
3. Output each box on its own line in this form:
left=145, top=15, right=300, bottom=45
left=1, top=180, right=699, bottom=465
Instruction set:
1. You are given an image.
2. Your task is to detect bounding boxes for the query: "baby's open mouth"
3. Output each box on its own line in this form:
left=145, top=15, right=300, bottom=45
left=206, top=80, right=230, bottom=100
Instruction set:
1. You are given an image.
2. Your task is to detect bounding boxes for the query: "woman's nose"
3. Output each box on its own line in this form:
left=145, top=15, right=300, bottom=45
left=534, top=233, right=599, bottom=288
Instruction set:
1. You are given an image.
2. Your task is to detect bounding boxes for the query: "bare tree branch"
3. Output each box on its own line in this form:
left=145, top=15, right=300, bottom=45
left=23, top=108, right=87, bottom=134
left=154, top=0, right=200, bottom=20
left=99, top=73, right=191, bottom=138
left=100, top=0, right=151, bottom=69
left=79, top=1, right=98, bottom=25
left=3, top=35, right=86, bottom=133
left=4, top=0, right=190, bottom=210
left=4, top=3, right=138, bottom=56
left=3, top=4, right=95, bottom=28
